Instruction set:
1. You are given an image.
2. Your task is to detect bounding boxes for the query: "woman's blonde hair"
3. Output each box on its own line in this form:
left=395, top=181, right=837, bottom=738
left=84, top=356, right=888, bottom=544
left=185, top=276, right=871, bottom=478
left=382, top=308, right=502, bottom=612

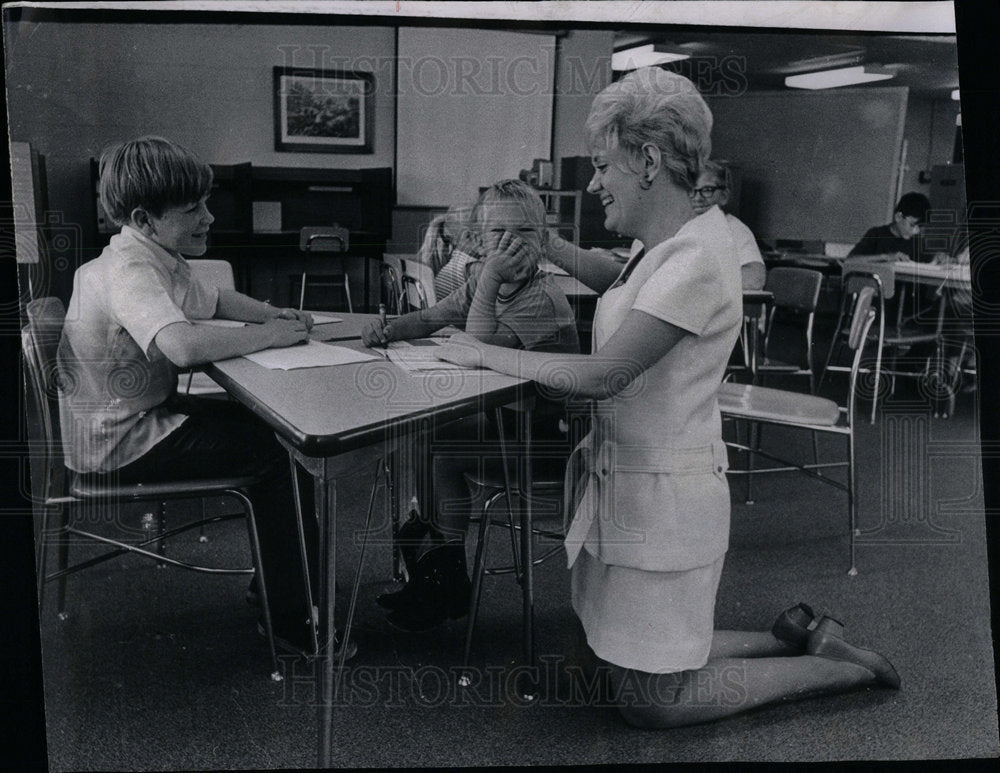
left=585, top=67, right=712, bottom=191
left=99, top=136, right=213, bottom=226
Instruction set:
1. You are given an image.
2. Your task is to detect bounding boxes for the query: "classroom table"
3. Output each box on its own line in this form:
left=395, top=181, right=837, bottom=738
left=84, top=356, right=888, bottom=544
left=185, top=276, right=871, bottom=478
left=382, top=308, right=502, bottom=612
left=207, top=329, right=533, bottom=767
left=892, top=260, right=972, bottom=291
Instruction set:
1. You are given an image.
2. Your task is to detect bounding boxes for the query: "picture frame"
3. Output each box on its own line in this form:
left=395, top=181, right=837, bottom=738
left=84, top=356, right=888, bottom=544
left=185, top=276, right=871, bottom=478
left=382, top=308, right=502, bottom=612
left=273, top=67, right=374, bottom=153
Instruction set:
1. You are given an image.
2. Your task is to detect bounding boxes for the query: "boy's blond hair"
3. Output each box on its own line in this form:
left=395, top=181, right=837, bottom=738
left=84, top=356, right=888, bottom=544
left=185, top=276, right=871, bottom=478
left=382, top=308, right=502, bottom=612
left=470, top=179, right=548, bottom=266
left=99, top=136, right=213, bottom=226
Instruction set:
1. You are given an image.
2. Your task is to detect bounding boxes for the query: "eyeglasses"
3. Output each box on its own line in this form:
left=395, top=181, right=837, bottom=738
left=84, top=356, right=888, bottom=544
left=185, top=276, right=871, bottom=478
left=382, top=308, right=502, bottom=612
left=690, top=185, right=726, bottom=199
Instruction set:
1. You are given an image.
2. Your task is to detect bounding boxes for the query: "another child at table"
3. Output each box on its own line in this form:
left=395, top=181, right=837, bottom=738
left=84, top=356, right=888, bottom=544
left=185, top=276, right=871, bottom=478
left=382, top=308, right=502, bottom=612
left=416, top=204, right=484, bottom=300
left=848, top=192, right=931, bottom=262
left=361, top=179, right=580, bottom=631
left=57, top=136, right=351, bottom=658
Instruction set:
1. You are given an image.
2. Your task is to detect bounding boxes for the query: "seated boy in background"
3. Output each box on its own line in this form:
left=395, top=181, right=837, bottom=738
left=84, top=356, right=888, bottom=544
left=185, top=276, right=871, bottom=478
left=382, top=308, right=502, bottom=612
left=848, top=191, right=932, bottom=262
left=57, top=136, right=342, bottom=657
left=361, top=179, right=580, bottom=631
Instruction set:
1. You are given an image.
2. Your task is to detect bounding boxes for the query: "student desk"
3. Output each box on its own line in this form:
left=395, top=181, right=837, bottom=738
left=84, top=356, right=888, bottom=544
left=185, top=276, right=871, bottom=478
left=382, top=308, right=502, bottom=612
left=206, top=339, right=531, bottom=767
left=892, top=260, right=971, bottom=291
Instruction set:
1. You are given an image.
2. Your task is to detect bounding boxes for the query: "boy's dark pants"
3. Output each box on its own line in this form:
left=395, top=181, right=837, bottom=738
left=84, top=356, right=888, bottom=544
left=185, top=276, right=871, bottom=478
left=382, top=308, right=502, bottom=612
left=107, top=394, right=318, bottom=651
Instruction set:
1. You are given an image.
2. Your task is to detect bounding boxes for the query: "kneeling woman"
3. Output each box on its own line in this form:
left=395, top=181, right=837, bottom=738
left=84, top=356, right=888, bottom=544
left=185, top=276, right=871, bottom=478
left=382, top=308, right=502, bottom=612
left=438, top=67, right=899, bottom=728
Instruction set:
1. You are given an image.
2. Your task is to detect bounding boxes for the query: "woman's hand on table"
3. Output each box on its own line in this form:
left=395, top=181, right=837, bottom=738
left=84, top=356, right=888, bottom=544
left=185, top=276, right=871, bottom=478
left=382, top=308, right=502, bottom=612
left=361, top=318, right=393, bottom=348
left=436, top=332, right=485, bottom=368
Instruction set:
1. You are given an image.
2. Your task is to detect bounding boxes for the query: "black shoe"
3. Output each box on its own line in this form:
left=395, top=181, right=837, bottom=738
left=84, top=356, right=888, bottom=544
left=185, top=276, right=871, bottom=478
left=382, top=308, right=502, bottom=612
left=376, top=510, right=431, bottom=610
left=385, top=542, right=471, bottom=633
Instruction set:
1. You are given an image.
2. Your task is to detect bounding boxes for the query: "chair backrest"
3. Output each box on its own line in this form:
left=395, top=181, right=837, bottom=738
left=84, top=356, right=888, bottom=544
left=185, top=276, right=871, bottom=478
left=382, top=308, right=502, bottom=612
left=188, top=259, right=236, bottom=292
left=401, top=258, right=437, bottom=310
left=379, top=254, right=406, bottom=316
left=300, top=225, right=349, bottom=253
left=23, top=297, right=68, bottom=502
left=763, top=267, right=823, bottom=376
left=845, top=287, right=877, bottom=428
left=765, top=267, right=823, bottom=312
left=843, top=259, right=895, bottom=300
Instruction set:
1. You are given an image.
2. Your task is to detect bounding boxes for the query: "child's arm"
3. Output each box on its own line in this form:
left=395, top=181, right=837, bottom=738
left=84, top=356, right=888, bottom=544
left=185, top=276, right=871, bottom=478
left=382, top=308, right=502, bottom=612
left=154, top=317, right=309, bottom=369
left=215, top=288, right=313, bottom=328
left=360, top=297, right=465, bottom=347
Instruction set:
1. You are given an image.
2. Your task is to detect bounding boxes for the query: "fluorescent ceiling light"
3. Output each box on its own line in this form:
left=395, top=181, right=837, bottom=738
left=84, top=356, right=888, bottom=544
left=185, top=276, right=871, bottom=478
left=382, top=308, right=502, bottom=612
left=613, top=44, right=690, bottom=72
left=951, top=89, right=961, bottom=101
left=785, top=65, right=895, bottom=90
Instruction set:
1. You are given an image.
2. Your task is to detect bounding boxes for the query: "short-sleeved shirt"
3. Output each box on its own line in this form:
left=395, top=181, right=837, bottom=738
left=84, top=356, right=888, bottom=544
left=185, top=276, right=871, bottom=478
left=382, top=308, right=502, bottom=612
left=725, top=212, right=764, bottom=269
left=849, top=223, right=922, bottom=262
left=57, top=226, right=219, bottom=473
left=630, top=209, right=763, bottom=270
left=430, top=269, right=580, bottom=355
left=564, top=206, right=743, bottom=572
left=433, top=249, right=479, bottom=300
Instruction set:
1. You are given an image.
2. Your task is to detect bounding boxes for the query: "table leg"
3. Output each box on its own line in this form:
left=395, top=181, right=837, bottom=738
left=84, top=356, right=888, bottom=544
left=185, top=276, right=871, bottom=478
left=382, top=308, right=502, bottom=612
left=314, top=466, right=337, bottom=767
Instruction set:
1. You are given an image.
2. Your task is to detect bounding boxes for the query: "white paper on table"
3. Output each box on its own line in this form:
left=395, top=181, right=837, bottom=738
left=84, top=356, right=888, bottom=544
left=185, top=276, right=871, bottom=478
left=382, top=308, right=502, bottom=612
left=192, top=318, right=246, bottom=328
left=307, top=313, right=342, bottom=324
left=243, top=340, right=378, bottom=370
left=384, top=339, right=478, bottom=372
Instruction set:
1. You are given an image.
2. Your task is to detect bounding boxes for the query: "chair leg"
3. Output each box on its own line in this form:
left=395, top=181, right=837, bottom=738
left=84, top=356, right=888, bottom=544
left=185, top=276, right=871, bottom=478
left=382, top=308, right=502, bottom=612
left=746, top=420, right=759, bottom=505
left=56, top=505, right=71, bottom=619
left=339, top=458, right=383, bottom=674
left=299, top=271, right=307, bottom=311
left=847, top=431, right=858, bottom=577
left=343, top=274, right=353, bottom=314
left=234, top=489, right=280, bottom=680
left=460, top=489, right=502, bottom=685
left=494, top=408, right=521, bottom=578
left=156, top=502, right=167, bottom=568
left=35, top=504, right=58, bottom=612
left=386, top=454, right=403, bottom=583
left=870, top=316, right=885, bottom=424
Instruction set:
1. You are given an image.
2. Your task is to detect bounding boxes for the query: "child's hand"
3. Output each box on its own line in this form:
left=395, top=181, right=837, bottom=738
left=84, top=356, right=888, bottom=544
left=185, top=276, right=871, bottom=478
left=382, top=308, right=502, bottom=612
left=274, top=307, right=314, bottom=330
left=484, top=230, right=535, bottom=284
left=263, top=317, right=309, bottom=348
left=361, top=318, right=393, bottom=347
left=436, top=332, right=484, bottom=368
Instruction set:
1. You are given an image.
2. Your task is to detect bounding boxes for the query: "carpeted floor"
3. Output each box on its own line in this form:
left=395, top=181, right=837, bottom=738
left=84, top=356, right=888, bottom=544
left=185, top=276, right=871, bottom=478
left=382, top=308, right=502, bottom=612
left=35, top=373, right=999, bottom=769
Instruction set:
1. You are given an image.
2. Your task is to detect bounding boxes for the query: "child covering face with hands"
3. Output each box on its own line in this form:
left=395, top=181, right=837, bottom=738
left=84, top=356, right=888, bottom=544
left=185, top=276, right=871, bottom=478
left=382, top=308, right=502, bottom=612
left=363, top=179, right=579, bottom=632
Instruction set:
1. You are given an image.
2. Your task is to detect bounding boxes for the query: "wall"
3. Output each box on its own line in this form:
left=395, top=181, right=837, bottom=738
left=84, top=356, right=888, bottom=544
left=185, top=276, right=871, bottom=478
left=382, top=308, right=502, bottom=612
left=5, top=20, right=396, bottom=293
left=899, top=94, right=962, bottom=196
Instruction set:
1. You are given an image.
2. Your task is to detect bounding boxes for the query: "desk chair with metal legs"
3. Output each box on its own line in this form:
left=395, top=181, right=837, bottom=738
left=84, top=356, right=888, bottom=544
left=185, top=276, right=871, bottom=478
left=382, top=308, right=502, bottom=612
left=458, top=401, right=571, bottom=693
left=298, top=225, right=351, bottom=312
left=24, top=297, right=281, bottom=679
left=719, top=287, right=877, bottom=576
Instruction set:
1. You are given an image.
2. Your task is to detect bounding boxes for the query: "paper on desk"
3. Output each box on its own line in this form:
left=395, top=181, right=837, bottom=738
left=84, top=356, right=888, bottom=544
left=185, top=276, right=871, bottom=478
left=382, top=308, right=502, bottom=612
left=192, top=318, right=247, bottom=328
left=307, top=313, right=342, bottom=324
left=384, top=339, right=478, bottom=372
left=244, top=340, right=378, bottom=370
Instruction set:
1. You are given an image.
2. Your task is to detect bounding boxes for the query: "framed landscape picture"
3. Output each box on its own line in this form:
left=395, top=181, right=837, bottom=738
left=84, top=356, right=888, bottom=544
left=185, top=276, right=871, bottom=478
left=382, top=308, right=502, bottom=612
left=273, top=67, right=374, bottom=153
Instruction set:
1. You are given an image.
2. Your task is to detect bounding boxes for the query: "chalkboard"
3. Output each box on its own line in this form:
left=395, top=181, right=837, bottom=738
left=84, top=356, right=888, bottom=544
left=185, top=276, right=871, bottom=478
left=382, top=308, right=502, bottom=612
left=396, top=27, right=555, bottom=208
left=705, top=87, right=908, bottom=244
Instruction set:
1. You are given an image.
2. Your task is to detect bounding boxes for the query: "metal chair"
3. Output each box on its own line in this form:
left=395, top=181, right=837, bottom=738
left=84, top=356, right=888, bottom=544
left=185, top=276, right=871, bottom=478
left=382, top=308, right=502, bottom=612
left=718, top=286, right=877, bottom=576
left=297, top=225, right=351, bottom=312
left=458, top=400, right=576, bottom=692
left=821, top=262, right=946, bottom=421
left=24, top=297, right=281, bottom=679
left=758, top=267, right=824, bottom=392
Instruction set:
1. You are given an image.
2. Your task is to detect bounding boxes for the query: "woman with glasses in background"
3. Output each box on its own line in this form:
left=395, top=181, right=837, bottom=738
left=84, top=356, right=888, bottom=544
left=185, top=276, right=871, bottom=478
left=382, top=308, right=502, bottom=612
left=689, top=159, right=766, bottom=290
